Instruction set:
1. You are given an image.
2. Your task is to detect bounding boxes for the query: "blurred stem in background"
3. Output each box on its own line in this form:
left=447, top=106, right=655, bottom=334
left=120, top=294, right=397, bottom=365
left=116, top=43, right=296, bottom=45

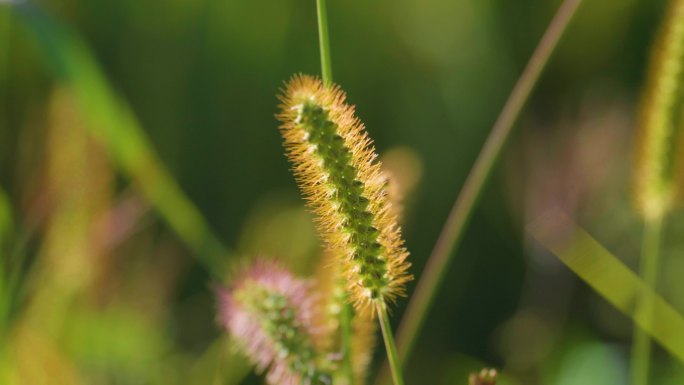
left=339, top=294, right=357, bottom=385
left=388, top=0, right=584, bottom=375
left=630, top=0, right=684, bottom=382
left=0, top=8, right=11, bottom=316
left=0, top=8, right=14, bottom=344
left=528, top=210, right=684, bottom=364
left=0, top=187, right=13, bottom=335
left=12, top=3, right=232, bottom=276
left=630, top=216, right=664, bottom=385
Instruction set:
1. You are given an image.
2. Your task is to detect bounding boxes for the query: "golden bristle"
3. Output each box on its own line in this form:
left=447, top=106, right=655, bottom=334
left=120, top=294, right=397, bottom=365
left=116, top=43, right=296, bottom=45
left=277, top=74, right=412, bottom=313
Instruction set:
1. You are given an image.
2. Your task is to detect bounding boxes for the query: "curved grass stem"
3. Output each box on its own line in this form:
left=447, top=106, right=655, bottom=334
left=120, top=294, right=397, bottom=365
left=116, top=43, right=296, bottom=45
left=376, top=300, right=405, bottom=385
left=630, top=215, right=664, bottom=385
left=388, top=0, right=584, bottom=373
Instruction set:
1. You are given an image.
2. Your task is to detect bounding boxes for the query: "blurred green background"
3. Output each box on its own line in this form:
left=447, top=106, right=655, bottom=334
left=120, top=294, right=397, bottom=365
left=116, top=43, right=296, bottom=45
left=1, top=0, right=684, bottom=383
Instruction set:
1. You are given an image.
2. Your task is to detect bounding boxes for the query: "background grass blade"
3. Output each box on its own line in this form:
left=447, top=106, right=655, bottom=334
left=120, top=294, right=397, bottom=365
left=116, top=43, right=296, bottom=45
left=393, top=0, right=583, bottom=370
left=0, top=186, right=12, bottom=334
left=9, top=5, right=253, bottom=384
left=13, top=4, right=230, bottom=275
left=527, top=209, right=684, bottom=363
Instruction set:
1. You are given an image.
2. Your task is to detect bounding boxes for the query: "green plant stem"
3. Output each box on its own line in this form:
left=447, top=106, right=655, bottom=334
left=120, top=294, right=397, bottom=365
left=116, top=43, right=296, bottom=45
left=376, top=300, right=405, bottom=385
left=390, top=0, right=583, bottom=371
left=316, top=0, right=333, bottom=84
left=314, top=2, right=356, bottom=384
left=339, top=294, right=356, bottom=385
left=630, top=214, right=664, bottom=385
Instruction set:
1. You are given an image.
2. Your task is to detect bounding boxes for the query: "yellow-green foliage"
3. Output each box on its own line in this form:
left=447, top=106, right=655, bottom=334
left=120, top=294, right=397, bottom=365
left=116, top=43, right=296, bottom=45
left=277, top=75, right=411, bottom=313
left=635, top=0, right=684, bottom=219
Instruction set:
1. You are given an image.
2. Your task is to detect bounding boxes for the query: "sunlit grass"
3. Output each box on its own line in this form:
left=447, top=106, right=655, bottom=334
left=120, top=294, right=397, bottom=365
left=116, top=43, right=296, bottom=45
left=528, top=209, right=684, bottom=363
left=1, top=0, right=684, bottom=384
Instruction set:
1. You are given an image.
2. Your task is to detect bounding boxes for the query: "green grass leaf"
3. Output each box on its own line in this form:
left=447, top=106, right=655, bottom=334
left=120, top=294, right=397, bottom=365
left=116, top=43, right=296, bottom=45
left=528, top=209, right=684, bottom=363
left=13, top=3, right=231, bottom=275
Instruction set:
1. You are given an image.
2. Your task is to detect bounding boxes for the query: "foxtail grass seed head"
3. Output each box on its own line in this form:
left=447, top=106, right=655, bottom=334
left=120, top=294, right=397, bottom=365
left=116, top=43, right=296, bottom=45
left=277, top=75, right=412, bottom=313
left=634, top=0, right=684, bottom=220
left=217, top=260, right=331, bottom=385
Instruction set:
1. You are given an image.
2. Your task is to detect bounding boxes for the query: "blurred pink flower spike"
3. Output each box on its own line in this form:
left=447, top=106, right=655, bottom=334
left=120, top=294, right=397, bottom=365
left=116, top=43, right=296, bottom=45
left=218, top=259, right=331, bottom=385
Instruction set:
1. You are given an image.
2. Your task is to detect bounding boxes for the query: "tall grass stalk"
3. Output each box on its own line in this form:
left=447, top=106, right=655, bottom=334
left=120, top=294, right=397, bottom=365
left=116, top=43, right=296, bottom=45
left=316, top=0, right=333, bottom=85
left=390, top=0, right=583, bottom=370
left=631, top=0, right=684, bottom=382
left=376, top=300, right=405, bottom=385
left=634, top=0, right=684, bottom=220
left=314, top=2, right=356, bottom=384
left=277, top=75, right=411, bottom=385
left=630, top=216, right=664, bottom=385
left=317, top=3, right=411, bottom=379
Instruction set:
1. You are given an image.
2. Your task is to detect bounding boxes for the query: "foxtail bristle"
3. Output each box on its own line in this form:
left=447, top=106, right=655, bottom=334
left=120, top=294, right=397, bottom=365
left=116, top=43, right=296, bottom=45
left=277, top=75, right=412, bottom=313
left=634, top=0, right=684, bottom=219
left=217, top=260, right=331, bottom=385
